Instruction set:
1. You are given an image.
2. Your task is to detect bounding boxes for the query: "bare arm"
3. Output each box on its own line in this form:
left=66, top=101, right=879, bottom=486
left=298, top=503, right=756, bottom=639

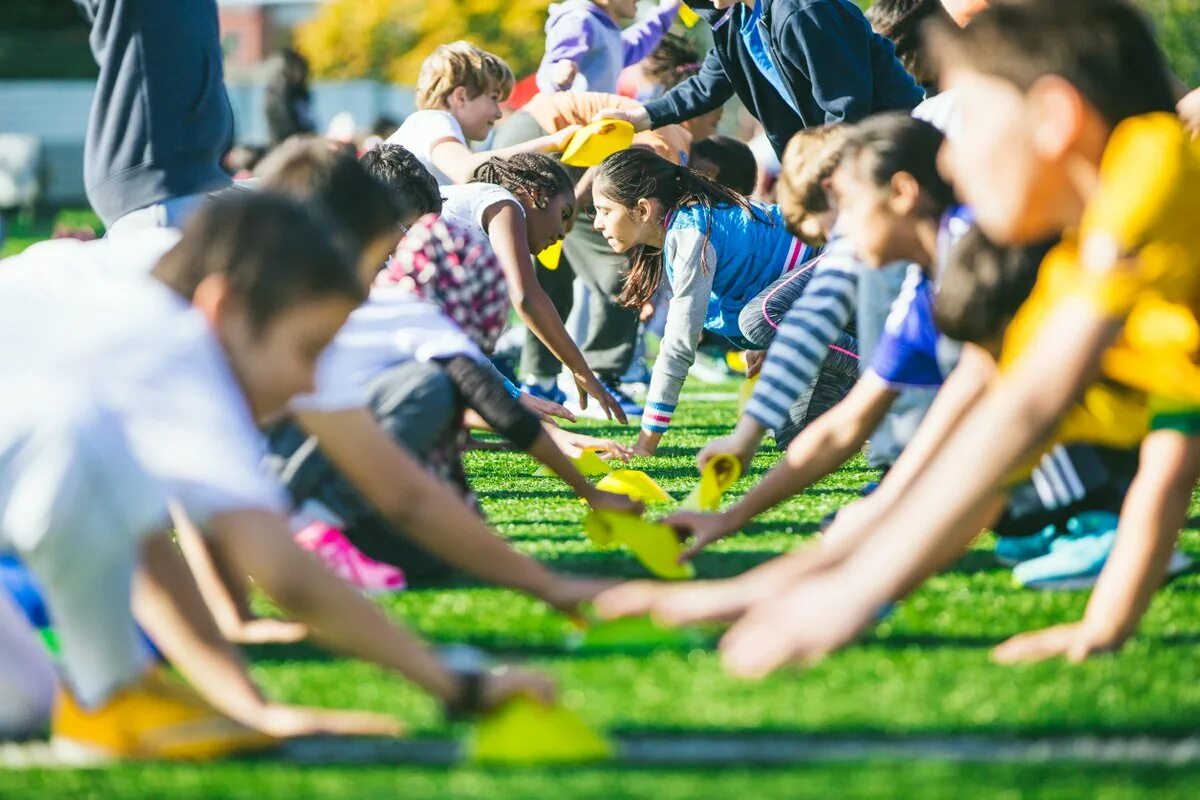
left=429, top=134, right=573, bottom=186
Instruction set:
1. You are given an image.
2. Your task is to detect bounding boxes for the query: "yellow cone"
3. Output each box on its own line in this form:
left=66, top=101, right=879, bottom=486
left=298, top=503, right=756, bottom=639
left=678, top=4, right=701, bottom=27
left=468, top=696, right=613, bottom=765
left=561, top=119, right=636, bottom=167
left=537, top=239, right=563, bottom=270
left=680, top=453, right=742, bottom=512
left=595, top=469, right=673, bottom=504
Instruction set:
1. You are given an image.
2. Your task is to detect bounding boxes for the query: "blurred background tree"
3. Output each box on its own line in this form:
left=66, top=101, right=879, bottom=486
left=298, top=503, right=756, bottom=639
left=295, top=0, right=556, bottom=83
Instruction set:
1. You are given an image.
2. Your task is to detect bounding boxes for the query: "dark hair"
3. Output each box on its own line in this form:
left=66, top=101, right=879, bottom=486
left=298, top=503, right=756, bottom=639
left=255, top=138, right=404, bottom=249
left=594, top=147, right=764, bottom=308
left=152, top=192, right=364, bottom=333
left=358, top=144, right=443, bottom=218
left=471, top=153, right=574, bottom=209
left=840, top=113, right=956, bottom=218
left=690, top=135, right=759, bottom=196
left=926, top=0, right=1176, bottom=128
left=643, top=33, right=702, bottom=91
left=866, top=0, right=954, bottom=91
left=933, top=225, right=1053, bottom=344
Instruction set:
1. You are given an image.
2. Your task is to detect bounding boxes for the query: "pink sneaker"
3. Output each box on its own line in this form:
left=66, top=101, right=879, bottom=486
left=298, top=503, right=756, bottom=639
left=295, top=523, right=406, bottom=594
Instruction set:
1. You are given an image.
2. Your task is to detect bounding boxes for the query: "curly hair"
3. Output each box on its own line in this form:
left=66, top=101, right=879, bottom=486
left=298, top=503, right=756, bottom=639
left=643, top=33, right=702, bottom=91
left=471, top=153, right=574, bottom=209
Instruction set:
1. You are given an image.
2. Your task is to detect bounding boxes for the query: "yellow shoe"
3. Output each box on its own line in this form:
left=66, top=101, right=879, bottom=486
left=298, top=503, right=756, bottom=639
left=52, top=668, right=277, bottom=761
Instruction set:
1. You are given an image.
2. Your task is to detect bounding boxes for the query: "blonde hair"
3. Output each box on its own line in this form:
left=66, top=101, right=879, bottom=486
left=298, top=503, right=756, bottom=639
left=415, top=41, right=515, bottom=110
left=776, top=124, right=848, bottom=246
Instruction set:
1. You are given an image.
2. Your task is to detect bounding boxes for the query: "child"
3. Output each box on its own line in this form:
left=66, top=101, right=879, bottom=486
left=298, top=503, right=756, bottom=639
left=591, top=147, right=813, bottom=455
left=676, top=0, right=1197, bottom=676
left=536, top=0, right=681, bottom=95
left=441, top=153, right=629, bottom=422
left=596, top=0, right=923, bottom=158
left=0, top=194, right=554, bottom=756
left=387, top=42, right=578, bottom=186
left=689, top=135, right=759, bottom=196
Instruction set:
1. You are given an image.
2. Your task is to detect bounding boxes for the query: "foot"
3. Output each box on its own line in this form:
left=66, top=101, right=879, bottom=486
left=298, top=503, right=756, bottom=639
left=295, top=522, right=406, bottom=594
left=521, top=379, right=568, bottom=406
left=52, top=669, right=276, bottom=762
left=994, top=524, right=1060, bottom=567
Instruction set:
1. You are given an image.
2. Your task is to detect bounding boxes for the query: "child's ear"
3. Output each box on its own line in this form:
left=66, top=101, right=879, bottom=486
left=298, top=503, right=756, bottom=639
left=889, top=172, right=921, bottom=215
left=192, top=273, right=232, bottom=329
left=448, top=85, right=468, bottom=110
left=636, top=198, right=656, bottom=223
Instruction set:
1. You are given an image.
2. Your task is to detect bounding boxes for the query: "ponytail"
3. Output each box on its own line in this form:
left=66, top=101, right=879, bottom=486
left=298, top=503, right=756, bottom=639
left=595, top=148, right=764, bottom=308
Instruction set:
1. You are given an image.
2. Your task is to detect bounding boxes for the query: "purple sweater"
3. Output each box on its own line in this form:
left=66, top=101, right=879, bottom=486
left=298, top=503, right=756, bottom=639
left=536, top=0, right=678, bottom=94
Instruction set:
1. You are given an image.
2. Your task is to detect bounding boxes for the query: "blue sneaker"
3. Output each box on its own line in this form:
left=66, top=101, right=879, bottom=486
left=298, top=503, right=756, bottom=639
left=605, top=382, right=643, bottom=419
left=1013, top=512, right=1119, bottom=590
left=521, top=379, right=567, bottom=406
left=994, top=524, right=1060, bottom=566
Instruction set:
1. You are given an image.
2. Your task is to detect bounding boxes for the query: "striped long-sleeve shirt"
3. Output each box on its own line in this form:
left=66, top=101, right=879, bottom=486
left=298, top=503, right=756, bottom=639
left=743, top=235, right=861, bottom=432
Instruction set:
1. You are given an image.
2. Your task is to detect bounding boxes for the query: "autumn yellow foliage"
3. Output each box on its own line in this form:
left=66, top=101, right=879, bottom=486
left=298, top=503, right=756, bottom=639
left=296, top=0, right=554, bottom=84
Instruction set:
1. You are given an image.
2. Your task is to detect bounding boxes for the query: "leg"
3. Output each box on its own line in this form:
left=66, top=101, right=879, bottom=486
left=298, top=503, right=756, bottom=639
left=567, top=215, right=639, bottom=380
left=0, top=393, right=164, bottom=707
left=774, top=331, right=860, bottom=448
left=737, top=267, right=818, bottom=350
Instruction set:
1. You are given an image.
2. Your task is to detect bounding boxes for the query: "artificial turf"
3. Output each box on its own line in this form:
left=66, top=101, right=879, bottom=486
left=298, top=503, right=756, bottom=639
left=6, top=381, right=1200, bottom=796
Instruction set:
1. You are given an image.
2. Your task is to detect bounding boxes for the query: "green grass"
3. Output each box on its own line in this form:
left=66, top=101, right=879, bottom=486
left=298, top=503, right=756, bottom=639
left=7, top=382, right=1200, bottom=796
left=1, top=209, right=103, bottom=259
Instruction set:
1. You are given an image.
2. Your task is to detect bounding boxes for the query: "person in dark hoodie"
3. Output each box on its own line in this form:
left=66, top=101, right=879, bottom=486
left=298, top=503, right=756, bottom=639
left=74, top=0, right=235, bottom=231
left=596, top=0, right=925, bottom=157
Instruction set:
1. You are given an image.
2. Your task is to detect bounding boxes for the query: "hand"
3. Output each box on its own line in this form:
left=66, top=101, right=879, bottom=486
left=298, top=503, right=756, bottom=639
left=640, top=301, right=657, bottom=324
left=594, top=577, right=760, bottom=626
left=224, top=618, right=309, bottom=645
left=663, top=510, right=737, bottom=561
left=592, top=105, right=651, bottom=133
left=718, top=568, right=881, bottom=678
left=697, top=432, right=757, bottom=474
left=745, top=350, right=765, bottom=378
left=586, top=488, right=645, bottom=516
left=482, top=667, right=557, bottom=710
left=574, top=370, right=629, bottom=424
left=258, top=704, right=405, bottom=738
left=539, top=575, right=622, bottom=617
left=550, top=60, right=579, bottom=91
left=1178, top=87, right=1200, bottom=137
left=545, top=426, right=633, bottom=462
left=991, top=622, right=1126, bottom=665
left=521, top=391, right=577, bottom=424
left=550, top=123, right=584, bottom=152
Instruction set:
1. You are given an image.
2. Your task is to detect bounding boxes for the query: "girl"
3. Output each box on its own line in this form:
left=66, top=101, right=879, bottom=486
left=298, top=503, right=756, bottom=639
left=440, top=153, right=628, bottom=423
left=591, top=147, right=811, bottom=455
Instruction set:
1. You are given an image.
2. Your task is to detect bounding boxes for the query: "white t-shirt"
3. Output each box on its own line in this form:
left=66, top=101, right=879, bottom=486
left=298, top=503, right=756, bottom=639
left=913, top=90, right=960, bottom=139
left=292, top=284, right=485, bottom=413
left=439, top=183, right=524, bottom=241
left=385, top=110, right=468, bottom=187
left=0, top=234, right=286, bottom=526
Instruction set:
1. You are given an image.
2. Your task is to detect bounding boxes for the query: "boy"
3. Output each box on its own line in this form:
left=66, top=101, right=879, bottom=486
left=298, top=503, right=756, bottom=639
left=597, top=0, right=924, bottom=157
left=387, top=42, right=578, bottom=185
left=1, top=193, right=554, bottom=756
left=689, top=135, right=759, bottom=195
left=537, top=0, right=681, bottom=95
left=698, top=0, right=1198, bottom=676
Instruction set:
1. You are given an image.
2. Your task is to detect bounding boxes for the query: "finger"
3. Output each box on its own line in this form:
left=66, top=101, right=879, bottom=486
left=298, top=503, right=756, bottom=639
left=678, top=540, right=706, bottom=563
left=593, top=581, right=669, bottom=618
left=551, top=403, right=577, bottom=423
left=991, top=633, right=1060, bottom=665
left=654, top=584, right=751, bottom=626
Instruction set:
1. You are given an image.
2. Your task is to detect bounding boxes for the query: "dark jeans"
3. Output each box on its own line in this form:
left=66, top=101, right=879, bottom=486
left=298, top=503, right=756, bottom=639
left=738, top=268, right=860, bottom=448
left=266, top=361, right=461, bottom=584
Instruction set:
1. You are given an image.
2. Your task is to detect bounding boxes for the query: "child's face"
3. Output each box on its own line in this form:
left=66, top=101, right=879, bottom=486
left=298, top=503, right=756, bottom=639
left=690, top=156, right=719, bottom=183
left=592, top=188, right=660, bottom=253
left=832, top=160, right=921, bottom=268
left=523, top=190, right=576, bottom=254
left=684, top=107, right=724, bottom=142
left=453, top=89, right=505, bottom=141
left=939, top=67, right=1075, bottom=246
left=219, top=296, right=358, bottom=422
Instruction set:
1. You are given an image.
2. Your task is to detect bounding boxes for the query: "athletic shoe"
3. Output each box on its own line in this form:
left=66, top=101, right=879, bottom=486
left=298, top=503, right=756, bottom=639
left=521, top=380, right=567, bottom=406
left=564, top=381, right=644, bottom=421
left=295, top=522, right=406, bottom=594
left=994, top=524, right=1060, bottom=566
left=52, top=668, right=276, bottom=761
left=603, top=382, right=643, bottom=419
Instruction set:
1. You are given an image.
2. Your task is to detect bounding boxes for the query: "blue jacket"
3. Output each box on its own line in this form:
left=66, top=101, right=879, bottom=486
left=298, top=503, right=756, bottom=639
left=665, top=202, right=803, bottom=346
left=645, top=0, right=923, bottom=157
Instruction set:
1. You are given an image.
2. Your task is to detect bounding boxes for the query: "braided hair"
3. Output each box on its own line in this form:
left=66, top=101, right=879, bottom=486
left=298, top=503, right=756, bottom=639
left=470, top=153, right=574, bottom=210
left=643, top=33, right=702, bottom=91
left=594, top=148, right=765, bottom=309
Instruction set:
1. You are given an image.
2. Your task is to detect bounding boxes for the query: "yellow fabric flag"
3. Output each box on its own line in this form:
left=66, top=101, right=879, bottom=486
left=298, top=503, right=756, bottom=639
left=680, top=453, right=742, bottom=512
left=540, top=447, right=612, bottom=478
left=561, top=119, right=636, bottom=167
left=468, top=696, right=613, bottom=765
left=737, top=373, right=759, bottom=415
left=678, top=4, right=700, bottom=27
left=595, top=469, right=673, bottom=504
left=584, top=510, right=695, bottom=579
